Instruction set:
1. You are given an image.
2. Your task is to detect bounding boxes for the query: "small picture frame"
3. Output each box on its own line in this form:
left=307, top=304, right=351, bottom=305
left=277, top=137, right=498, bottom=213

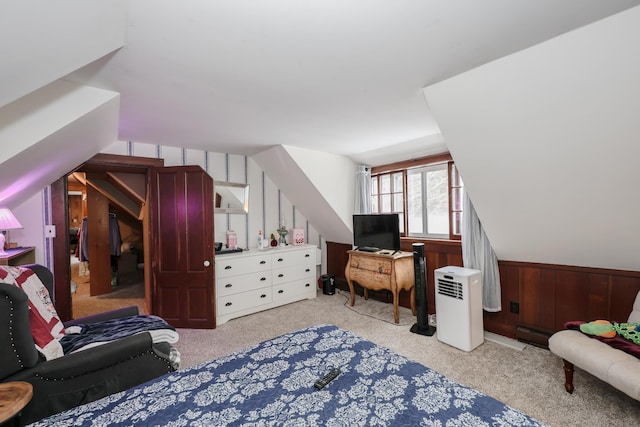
left=291, top=228, right=305, bottom=245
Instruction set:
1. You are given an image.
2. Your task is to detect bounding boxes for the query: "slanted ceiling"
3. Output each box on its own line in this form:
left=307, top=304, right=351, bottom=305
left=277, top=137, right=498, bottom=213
left=424, top=7, right=640, bottom=271
left=252, top=145, right=355, bottom=244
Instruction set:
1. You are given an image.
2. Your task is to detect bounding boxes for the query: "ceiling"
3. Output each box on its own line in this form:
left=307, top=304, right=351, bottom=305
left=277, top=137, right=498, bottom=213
left=65, top=0, right=640, bottom=166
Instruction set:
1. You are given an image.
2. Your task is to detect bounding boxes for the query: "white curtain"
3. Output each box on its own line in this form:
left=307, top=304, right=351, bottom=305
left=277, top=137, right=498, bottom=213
left=354, top=165, right=372, bottom=214
left=462, top=191, right=502, bottom=312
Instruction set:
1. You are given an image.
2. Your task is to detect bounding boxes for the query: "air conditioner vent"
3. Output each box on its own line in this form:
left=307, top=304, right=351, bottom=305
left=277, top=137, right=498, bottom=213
left=437, top=278, right=464, bottom=300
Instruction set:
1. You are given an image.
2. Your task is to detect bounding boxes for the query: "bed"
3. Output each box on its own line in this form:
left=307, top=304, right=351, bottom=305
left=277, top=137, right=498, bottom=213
left=30, top=325, right=547, bottom=426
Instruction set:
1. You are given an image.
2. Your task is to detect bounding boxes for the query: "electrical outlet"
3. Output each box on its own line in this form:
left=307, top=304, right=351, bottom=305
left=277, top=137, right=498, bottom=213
left=44, top=225, right=56, bottom=238
left=510, top=301, right=520, bottom=314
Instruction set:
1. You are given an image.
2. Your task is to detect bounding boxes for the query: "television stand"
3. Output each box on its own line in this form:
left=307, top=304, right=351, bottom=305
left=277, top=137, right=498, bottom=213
left=345, top=249, right=416, bottom=323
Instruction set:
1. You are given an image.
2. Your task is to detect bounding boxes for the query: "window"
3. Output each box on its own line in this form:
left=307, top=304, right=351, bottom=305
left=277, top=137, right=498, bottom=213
left=371, top=171, right=404, bottom=233
left=407, top=164, right=449, bottom=237
left=371, top=155, right=462, bottom=240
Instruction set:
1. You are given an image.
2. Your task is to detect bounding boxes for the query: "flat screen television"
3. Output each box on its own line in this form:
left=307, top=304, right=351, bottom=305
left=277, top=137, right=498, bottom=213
left=352, top=213, right=401, bottom=252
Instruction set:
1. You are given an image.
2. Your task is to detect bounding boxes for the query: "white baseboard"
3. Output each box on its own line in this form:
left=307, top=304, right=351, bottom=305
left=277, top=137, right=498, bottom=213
left=484, top=331, right=526, bottom=351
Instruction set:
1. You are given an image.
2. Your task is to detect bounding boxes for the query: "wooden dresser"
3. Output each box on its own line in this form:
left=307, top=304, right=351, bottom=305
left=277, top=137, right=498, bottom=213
left=345, top=249, right=416, bottom=323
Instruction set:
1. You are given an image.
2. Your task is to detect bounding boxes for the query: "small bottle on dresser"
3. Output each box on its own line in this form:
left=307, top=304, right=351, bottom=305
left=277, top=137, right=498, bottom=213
left=258, top=230, right=264, bottom=249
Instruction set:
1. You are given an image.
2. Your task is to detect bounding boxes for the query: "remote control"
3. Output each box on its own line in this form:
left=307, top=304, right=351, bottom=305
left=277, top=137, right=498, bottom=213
left=314, top=368, right=341, bottom=390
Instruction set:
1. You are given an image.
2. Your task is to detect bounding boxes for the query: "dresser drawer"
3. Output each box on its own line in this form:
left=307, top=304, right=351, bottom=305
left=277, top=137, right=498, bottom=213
left=350, top=255, right=392, bottom=275
left=272, top=263, right=314, bottom=285
left=271, top=247, right=315, bottom=269
left=216, top=254, right=271, bottom=278
left=349, top=267, right=391, bottom=289
left=273, top=279, right=315, bottom=302
left=217, top=271, right=272, bottom=297
left=217, top=287, right=272, bottom=316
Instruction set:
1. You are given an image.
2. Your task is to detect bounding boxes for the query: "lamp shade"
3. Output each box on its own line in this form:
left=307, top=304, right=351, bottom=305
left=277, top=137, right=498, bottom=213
left=0, top=208, right=23, bottom=230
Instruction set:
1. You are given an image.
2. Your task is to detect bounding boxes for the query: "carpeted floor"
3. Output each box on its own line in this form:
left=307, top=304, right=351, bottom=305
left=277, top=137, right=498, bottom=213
left=70, top=258, right=146, bottom=319
left=175, top=288, right=640, bottom=427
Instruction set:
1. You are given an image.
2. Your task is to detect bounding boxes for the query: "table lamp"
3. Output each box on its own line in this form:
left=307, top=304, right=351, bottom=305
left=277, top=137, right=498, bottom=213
left=0, top=207, right=23, bottom=255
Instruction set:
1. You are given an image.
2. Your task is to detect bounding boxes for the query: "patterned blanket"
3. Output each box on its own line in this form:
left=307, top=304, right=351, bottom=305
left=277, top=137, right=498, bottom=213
left=61, top=315, right=179, bottom=354
left=30, top=325, right=547, bottom=426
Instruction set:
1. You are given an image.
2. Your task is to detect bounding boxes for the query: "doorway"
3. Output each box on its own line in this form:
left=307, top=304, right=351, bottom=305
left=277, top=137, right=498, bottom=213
left=51, top=154, right=164, bottom=322
left=67, top=173, right=147, bottom=318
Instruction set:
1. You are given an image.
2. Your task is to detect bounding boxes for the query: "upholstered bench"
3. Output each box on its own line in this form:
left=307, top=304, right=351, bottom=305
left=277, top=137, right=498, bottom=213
left=548, top=291, right=640, bottom=400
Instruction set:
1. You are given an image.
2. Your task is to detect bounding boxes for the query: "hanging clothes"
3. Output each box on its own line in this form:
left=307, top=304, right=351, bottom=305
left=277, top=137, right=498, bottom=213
left=76, top=214, right=123, bottom=262
left=109, top=213, right=122, bottom=258
left=78, top=217, right=89, bottom=262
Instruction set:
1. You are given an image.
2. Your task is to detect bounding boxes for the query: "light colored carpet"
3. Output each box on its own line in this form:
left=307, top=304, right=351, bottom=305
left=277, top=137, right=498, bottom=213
left=176, top=288, right=640, bottom=427
left=70, top=259, right=146, bottom=318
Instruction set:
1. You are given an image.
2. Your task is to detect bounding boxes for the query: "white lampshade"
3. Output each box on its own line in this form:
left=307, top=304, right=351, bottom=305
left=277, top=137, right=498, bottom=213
left=0, top=208, right=22, bottom=255
left=0, top=207, right=23, bottom=230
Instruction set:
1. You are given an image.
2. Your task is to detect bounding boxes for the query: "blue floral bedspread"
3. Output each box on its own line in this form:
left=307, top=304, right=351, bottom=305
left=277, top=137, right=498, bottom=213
left=30, top=325, right=547, bottom=426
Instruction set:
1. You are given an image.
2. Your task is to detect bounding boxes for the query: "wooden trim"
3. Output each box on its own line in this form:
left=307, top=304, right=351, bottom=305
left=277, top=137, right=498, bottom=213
left=500, top=259, right=640, bottom=278
left=77, top=153, right=164, bottom=173
left=372, top=152, right=452, bottom=174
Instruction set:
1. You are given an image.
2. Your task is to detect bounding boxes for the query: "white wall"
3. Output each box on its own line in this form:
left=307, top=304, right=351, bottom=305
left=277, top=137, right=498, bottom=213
left=0, top=81, right=120, bottom=207
left=252, top=145, right=355, bottom=244
left=0, top=0, right=125, bottom=109
left=11, top=193, right=48, bottom=266
left=424, top=6, right=640, bottom=271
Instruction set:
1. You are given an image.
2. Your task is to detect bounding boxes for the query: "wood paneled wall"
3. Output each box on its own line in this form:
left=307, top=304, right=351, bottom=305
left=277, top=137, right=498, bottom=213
left=492, top=261, right=640, bottom=340
left=326, top=240, right=640, bottom=343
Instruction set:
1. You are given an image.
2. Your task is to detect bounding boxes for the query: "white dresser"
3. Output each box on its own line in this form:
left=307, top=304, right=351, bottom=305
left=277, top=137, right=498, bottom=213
left=215, top=244, right=318, bottom=325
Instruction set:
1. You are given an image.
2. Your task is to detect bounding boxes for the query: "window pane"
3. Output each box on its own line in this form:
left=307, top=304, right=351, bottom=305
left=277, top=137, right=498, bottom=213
left=426, top=168, right=449, bottom=235
left=393, top=193, right=403, bottom=213
left=380, top=194, right=391, bottom=212
left=392, top=173, right=403, bottom=192
left=380, top=175, right=390, bottom=193
left=371, top=196, right=378, bottom=213
left=397, top=212, right=405, bottom=233
left=407, top=172, right=423, bottom=234
left=371, top=177, right=378, bottom=195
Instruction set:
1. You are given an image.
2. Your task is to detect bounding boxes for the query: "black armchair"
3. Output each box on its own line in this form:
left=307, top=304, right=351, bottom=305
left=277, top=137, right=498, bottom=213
left=0, top=264, right=179, bottom=424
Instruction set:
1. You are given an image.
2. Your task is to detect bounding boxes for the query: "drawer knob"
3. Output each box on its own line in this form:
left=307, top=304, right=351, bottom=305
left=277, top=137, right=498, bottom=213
left=260, top=277, right=267, bottom=281
left=305, top=268, right=310, bottom=272
left=305, top=254, right=310, bottom=257
left=277, top=258, right=284, bottom=262
left=225, top=265, right=232, bottom=270
left=278, top=273, right=284, bottom=278
left=225, top=302, right=232, bottom=307
left=225, top=283, right=232, bottom=288
left=260, top=260, right=266, bottom=264
left=278, top=289, right=284, bottom=294
left=305, top=283, right=310, bottom=287
left=260, top=294, right=267, bottom=298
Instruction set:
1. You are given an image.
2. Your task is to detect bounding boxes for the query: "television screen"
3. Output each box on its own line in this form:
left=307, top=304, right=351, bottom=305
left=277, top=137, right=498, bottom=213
left=352, top=214, right=401, bottom=251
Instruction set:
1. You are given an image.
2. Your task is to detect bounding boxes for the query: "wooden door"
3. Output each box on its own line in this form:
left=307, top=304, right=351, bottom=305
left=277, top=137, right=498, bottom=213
left=149, top=166, right=215, bottom=328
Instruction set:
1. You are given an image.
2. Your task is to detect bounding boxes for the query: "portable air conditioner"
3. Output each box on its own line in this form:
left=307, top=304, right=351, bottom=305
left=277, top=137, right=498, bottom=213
left=434, top=266, right=483, bottom=351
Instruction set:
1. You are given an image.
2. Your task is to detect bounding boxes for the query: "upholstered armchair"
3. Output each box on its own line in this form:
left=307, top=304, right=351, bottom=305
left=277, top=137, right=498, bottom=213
left=0, top=264, right=179, bottom=424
